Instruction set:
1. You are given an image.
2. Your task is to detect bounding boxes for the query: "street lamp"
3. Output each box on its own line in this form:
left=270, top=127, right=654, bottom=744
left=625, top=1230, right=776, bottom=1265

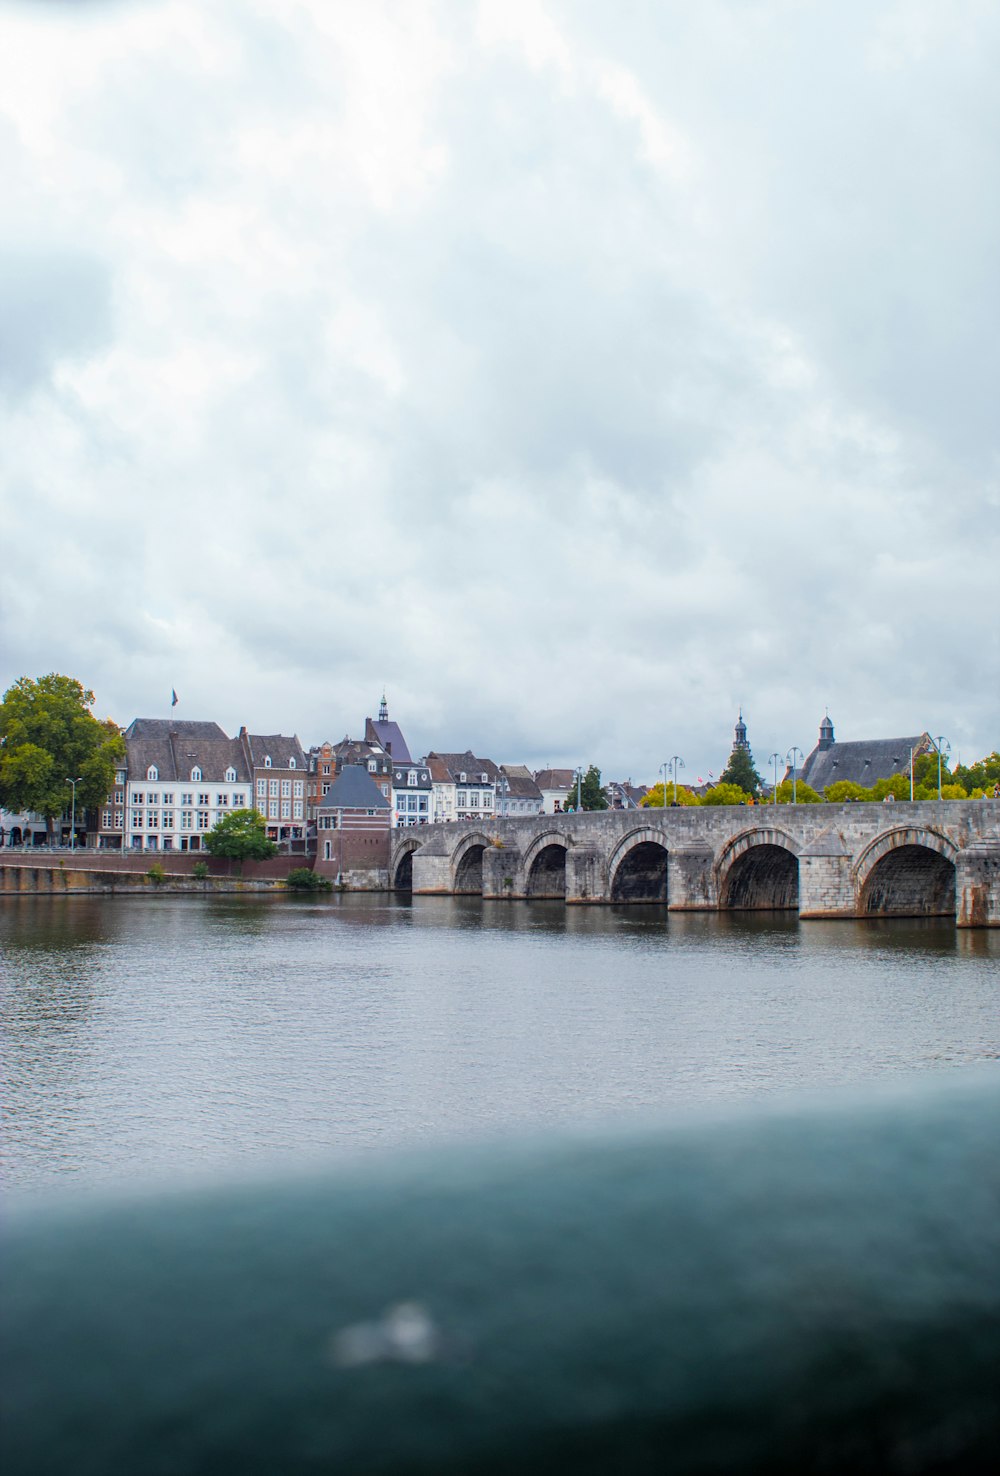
left=785, top=747, right=803, bottom=805
left=660, top=762, right=669, bottom=808
left=770, top=753, right=782, bottom=804
left=65, top=776, right=82, bottom=850
left=669, top=755, right=685, bottom=805
left=575, top=767, right=583, bottom=813
left=932, top=736, right=951, bottom=801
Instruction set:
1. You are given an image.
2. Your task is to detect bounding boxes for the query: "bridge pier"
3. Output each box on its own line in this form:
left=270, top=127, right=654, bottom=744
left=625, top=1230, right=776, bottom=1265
left=565, top=846, right=602, bottom=904
left=798, top=831, right=855, bottom=919
left=665, top=848, right=716, bottom=910
left=956, top=844, right=1000, bottom=928
left=482, top=844, right=522, bottom=899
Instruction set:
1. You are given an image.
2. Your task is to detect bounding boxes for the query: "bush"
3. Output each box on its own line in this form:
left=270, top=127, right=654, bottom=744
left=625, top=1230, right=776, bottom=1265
left=146, top=861, right=166, bottom=885
left=192, top=860, right=209, bottom=880
left=285, top=868, right=332, bottom=892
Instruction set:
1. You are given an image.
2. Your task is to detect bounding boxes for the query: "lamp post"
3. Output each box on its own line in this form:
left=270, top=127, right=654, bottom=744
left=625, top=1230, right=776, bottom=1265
left=770, top=753, right=782, bottom=804
left=669, top=755, right=684, bottom=805
left=933, top=736, right=950, bottom=801
left=660, top=762, right=669, bottom=808
left=786, top=747, right=803, bottom=805
left=65, top=776, right=82, bottom=850
left=576, top=768, right=583, bottom=813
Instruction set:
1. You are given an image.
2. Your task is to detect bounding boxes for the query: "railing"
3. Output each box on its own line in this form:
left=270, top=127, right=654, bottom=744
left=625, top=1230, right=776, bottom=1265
left=4, top=1069, right=1000, bottom=1474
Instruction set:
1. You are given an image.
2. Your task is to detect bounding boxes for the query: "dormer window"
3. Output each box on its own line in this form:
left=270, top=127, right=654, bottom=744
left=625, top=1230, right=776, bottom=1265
left=480, top=773, right=488, bottom=783
left=368, top=760, right=377, bottom=773
left=407, top=770, right=417, bottom=786
left=190, top=766, right=202, bottom=782
left=147, top=765, right=158, bottom=782
left=289, top=757, right=296, bottom=769
left=225, top=767, right=237, bottom=783
left=458, top=772, right=466, bottom=784
left=264, top=756, right=272, bottom=768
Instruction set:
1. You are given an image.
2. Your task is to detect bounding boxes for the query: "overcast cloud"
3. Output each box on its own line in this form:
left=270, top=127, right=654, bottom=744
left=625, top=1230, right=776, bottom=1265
left=1, top=0, right=997, bottom=779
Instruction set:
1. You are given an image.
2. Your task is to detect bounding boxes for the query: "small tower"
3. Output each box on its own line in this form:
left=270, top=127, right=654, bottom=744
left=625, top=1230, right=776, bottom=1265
left=379, top=691, right=388, bottom=724
left=818, top=713, right=835, bottom=752
left=733, top=709, right=749, bottom=752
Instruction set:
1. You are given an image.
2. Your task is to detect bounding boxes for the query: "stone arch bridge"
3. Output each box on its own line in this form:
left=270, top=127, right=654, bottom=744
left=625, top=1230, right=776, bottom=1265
left=391, top=800, right=1000, bottom=925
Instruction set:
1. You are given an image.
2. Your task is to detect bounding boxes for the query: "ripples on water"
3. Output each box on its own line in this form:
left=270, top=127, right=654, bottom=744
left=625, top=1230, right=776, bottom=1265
left=1, top=894, right=998, bottom=1192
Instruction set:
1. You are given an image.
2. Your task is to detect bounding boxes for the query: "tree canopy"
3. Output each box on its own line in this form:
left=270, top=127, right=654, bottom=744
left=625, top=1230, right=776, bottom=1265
left=717, top=745, right=763, bottom=797
left=566, top=764, right=608, bottom=811
left=204, top=808, right=277, bottom=863
left=640, top=782, right=700, bottom=808
left=0, top=674, right=124, bottom=827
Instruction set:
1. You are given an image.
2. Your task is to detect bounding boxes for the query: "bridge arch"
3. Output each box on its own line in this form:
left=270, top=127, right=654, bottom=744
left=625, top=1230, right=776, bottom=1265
left=522, top=830, right=571, bottom=899
left=716, top=828, right=800, bottom=911
left=390, top=836, right=424, bottom=891
left=607, top=828, right=670, bottom=904
left=452, top=832, right=494, bottom=895
left=854, top=827, right=958, bottom=917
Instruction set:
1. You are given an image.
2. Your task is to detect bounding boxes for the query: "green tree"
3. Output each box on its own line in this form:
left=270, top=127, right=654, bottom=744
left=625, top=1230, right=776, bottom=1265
left=773, top=780, right=822, bottom=804
left=567, top=764, right=608, bottom=811
left=204, top=808, right=277, bottom=868
left=640, top=783, right=699, bottom=808
left=717, top=745, right=763, bottom=798
left=954, top=752, right=1000, bottom=795
left=0, top=674, right=124, bottom=839
left=699, top=781, right=752, bottom=806
left=824, top=780, right=871, bottom=803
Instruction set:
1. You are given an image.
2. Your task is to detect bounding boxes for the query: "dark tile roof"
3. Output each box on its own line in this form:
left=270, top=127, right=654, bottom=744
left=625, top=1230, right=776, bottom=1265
left=799, top=734, right=932, bottom=791
left=389, top=763, right=432, bottom=789
left=242, top=732, right=306, bottom=771
left=500, top=767, right=542, bottom=799
left=534, top=769, right=575, bottom=791
left=426, top=751, right=499, bottom=783
left=318, top=766, right=391, bottom=810
left=124, top=719, right=250, bottom=782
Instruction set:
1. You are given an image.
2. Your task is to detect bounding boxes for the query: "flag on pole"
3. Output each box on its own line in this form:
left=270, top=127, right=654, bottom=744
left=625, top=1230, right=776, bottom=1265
left=171, top=689, right=178, bottom=707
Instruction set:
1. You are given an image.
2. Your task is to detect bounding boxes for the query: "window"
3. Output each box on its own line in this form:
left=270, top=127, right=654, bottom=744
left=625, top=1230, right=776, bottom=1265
left=281, top=801, right=290, bottom=819
left=102, top=809, right=112, bottom=828
left=197, top=811, right=209, bottom=829
left=381, top=784, right=389, bottom=797
left=180, top=812, right=192, bottom=829
left=225, top=766, right=237, bottom=783
left=293, top=801, right=303, bottom=819
left=289, top=757, right=296, bottom=769
left=163, top=812, right=174, bottom=830
left=269, top=802, right=278, bottom=819
left=181, top=792, right=193, bottom=806
left=147, top=765, right=158, bottom=781
left=480, top=773, right=488, bottom=783
left=162, top=792, right=174, bottom=806
left=264, top=756, right=272, bottom=768
left=191, top=767, right=202, bottom=782
left=407, top=771, right=417, bottom=786
left=147, top=811, right=159, bottom=830
left=116, top=770, right=126, bottom=785
left=148, top=793, right=160, bottom=805
left=133, top=792, right=144, bottom=806
left=368, top=759, right=377, bottom=772
left=322, top=763, right=330, bottom=775
left=131, top=810, right=142, bottom=829
left=233, top=793, right=246, bottom=808
left=198, top=793, right=210, bottom=806
left=114, top=789, right=124, bottom=804
left=324, top=840, right=332, bottom=860
left=281, top=780, right=291, bottom=797
left=266, top=779, right=277, bottom=798
left=216, top=794, right=228, bottom=808
left=293, top=780, right=303, bottom=798
left=470, top=792, right=479, bottom=807
left=114, top=810, right=123, bottom=829
left=322, top=782, right=330, bottom=795
left=256, top=778, right=266, bottom=798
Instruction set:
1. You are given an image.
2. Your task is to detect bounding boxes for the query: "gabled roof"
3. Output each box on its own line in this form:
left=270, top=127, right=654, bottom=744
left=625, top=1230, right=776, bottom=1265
left=500, top=766, right=542, bottom=799
left=534, top=768, right=575, bottom=791
left=426, top=751, right=499, bottom=783
left=242, top=731, right=307, bottom=771
left=799, top=734, right=932, bottom=791
left=123, top=719, right=250, bottom=782
left=318, top=765, right=391, bottom=810
left=365, top=716, right=412, bottom=764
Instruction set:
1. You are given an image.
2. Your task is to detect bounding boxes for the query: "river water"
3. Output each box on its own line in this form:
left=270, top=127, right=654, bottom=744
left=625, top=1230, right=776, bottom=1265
left=2, top=893, right=998, bottom=1194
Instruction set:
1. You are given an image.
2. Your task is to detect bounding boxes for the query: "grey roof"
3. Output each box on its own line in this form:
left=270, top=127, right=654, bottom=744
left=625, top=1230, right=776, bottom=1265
left=427, top=751, right=499, bottom=783
left=318, top=765, right=391, bottom=811
left=241, top=731, right=307, bottom=771
left=365, top=716, right=412, bottom=764
left=799, top=734, right=932, bottom=791
left=390, top=763, right=432, bottom=789
left=123, top=718, right=251, bottom=783
left=534, top=768, right=575, bottom=791
left=500, top=766, right=542, bottom=799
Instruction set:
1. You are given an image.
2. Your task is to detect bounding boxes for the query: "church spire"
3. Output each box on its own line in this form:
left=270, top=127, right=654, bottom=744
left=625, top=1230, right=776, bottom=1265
left=733, top=708, right=749, bottom=752
left=378, top=690, right=388, bottom=724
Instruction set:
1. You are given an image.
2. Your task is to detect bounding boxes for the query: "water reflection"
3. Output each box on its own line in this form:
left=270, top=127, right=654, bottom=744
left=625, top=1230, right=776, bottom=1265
left=1, top=893, right=998, bottom=1194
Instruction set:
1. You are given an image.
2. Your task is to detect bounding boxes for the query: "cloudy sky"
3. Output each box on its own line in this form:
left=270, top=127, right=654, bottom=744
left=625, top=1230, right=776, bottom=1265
left=1, top=0, right=997, bottom=781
